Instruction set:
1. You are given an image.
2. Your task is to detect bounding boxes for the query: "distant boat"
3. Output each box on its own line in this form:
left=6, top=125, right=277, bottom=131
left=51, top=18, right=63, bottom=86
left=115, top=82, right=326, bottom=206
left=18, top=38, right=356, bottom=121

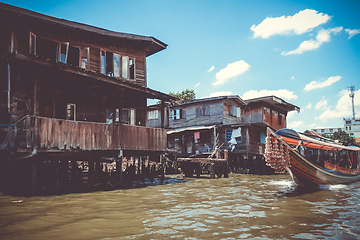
left=265, top=127, right=360, bottom=186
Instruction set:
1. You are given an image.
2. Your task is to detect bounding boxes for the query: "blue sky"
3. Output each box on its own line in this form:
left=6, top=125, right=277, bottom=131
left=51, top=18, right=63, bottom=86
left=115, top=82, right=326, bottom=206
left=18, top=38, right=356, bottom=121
left=3, top=0, right=360, bottom=132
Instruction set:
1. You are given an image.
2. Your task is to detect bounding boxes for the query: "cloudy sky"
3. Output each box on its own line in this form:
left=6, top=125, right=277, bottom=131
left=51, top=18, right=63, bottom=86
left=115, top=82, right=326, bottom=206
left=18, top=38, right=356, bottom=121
left=4, top=0, right=360, bottom=132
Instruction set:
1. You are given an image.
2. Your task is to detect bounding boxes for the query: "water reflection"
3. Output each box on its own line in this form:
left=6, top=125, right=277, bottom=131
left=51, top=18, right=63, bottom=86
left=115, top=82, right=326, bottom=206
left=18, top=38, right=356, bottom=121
left=1, top=174, right=360, bottom=239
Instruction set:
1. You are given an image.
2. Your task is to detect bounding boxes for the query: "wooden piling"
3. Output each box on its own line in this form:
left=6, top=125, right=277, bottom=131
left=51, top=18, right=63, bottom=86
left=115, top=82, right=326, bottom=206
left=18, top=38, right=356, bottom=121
left=31, top=156, right=37, bottom=195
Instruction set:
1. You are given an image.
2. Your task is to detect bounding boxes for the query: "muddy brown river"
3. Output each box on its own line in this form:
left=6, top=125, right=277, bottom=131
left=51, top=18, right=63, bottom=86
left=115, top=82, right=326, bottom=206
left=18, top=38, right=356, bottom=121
left=1, top=174, right=359, bottom=239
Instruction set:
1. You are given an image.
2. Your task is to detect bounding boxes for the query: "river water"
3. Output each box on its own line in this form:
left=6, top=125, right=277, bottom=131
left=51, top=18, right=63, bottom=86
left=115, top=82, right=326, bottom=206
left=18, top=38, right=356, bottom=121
left=1, top=174, right=359, bottom=240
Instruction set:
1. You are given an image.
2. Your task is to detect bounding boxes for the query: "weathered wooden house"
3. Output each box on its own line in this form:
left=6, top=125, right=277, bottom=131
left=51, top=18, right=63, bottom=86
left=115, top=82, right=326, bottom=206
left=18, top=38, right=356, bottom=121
left=153, top=95, right=299, bottom=174
left=0, top=3, right=176, bottom=195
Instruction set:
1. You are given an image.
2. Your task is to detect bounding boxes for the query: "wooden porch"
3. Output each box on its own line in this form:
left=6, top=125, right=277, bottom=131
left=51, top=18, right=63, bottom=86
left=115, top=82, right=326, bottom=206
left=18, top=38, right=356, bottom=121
left=15, top=116, right=167, bottom=153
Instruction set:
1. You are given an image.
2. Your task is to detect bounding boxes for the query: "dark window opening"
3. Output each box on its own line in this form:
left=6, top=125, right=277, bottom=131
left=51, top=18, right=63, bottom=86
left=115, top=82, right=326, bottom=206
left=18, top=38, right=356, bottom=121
left=129, top=58, right=135, bottom=79
left=68, top=46, right=80, bottom=67
left=278, top=114, right=282, bottom=125
left=36, top=37, right=57, bottom=62
left=101, top=50, right=106, bottom=74
left=54, top=102, right=66, bottom=119
left=106, top=52, right=114, bottom=76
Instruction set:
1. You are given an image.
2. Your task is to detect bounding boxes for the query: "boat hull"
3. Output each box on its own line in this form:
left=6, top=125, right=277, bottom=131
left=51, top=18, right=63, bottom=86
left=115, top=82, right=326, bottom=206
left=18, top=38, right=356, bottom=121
left=287, top=149, right=360, bottom=186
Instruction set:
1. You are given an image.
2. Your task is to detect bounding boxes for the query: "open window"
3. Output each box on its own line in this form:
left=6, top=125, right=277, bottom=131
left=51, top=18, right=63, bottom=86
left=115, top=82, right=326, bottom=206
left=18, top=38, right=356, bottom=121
left=29, top=32, right=36, bottom=55
left=80, top=47, right=89, bottom=70
left=122, top=108, right=135, bottom=125
left=106, top=51, right=114, bottom=76
left=129, top=58, right=135, bottom=80
left=36, top=37, right=57, bottom=61
left=196, top=105, right=210, bottom=117
left=57, top=42, right=69, bottom=64
left=100, top=49, right=106, bottom=74
left=122, top=56, right=129, bottom=79
left=68, top=45, right=80, bottom=67
left=114, top=53, right=120, bottom=77
left=66, top=103, right=76, bottom=121
left=172, top=109, right=184, bottom=120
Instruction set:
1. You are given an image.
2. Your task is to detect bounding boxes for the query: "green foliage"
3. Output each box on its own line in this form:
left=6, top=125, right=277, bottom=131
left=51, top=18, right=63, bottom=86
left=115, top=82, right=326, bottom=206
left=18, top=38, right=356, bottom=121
left=168, top=89, right=196, bottom=102
left=330, top=130, right=360, bottom=147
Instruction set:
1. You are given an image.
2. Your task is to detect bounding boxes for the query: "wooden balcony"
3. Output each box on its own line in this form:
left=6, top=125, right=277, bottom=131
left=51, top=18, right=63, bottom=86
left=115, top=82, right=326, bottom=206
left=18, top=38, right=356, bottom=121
left=16, top=116, right=166, bottom=152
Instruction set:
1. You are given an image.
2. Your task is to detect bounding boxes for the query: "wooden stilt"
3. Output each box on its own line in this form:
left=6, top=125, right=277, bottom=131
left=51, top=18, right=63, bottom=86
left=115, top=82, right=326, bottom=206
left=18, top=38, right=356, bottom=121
left=196, top=163, right=201, bottom=177
left=224, top=149, right=229, bottom=178
left=31, top=156, right=37, bottom=195
left=160, top=155, right=164, bottom=181
left=210, top=163, right=215, bottom=179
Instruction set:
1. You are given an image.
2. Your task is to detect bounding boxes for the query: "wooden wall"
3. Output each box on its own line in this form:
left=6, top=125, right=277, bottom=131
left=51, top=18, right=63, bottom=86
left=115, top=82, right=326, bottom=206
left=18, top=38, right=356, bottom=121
left=10, top=14, right=148, bottom=87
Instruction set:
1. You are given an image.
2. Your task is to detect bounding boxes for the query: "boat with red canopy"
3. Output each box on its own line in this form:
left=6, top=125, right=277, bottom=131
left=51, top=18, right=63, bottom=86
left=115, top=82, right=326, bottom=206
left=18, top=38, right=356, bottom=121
left=265, top=127, right=360, bottom=186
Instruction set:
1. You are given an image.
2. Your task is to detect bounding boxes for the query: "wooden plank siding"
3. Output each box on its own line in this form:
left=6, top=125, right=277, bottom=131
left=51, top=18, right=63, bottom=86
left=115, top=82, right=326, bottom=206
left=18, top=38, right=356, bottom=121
left=21, top=116, right=166, bottom=152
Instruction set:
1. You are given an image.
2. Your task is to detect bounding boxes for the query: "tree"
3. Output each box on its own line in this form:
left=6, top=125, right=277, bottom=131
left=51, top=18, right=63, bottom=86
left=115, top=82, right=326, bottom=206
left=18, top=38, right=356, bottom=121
left=168, top=89, right=195, bottom=102
left=330, top=130, right=360, bottom=147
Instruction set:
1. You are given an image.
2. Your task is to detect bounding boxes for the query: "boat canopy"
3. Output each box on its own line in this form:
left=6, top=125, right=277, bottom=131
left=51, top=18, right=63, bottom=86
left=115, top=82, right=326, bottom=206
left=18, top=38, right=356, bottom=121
left=275, top=128, right=360, bottom=151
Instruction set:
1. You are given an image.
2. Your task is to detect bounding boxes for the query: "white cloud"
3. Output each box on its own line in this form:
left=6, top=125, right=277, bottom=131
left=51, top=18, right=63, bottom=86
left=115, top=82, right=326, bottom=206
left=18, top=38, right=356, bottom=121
left=287, top=111, right=296, bottom=119
left=288, top=121, right=304, bottom=129
left=316, top=89, right=360, bottom=121
left=345, top=29, right=360, bottom=39
left=251, top=9, right=331, bottom=39
left=195, top=82, right=200, bottom=88
left=304, top=76, right=342, bottom=91
left=281, top=27, right=343, bottom=55
left=241, top=89, right=298, bottom=100
left=212, top=60, right=250, bottom=86
left=305, top=103, right=312, bottom=109
left=315, top=99, right=328, bottom=109
left=291, top=76, right=295, bottom=80
left=208, top=66, right=215, bottom=72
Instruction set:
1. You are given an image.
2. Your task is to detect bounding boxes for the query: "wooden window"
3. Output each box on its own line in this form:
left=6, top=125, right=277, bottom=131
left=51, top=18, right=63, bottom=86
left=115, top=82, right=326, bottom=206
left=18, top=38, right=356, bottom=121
left=172, top=109, right=184, bottom=120
left=106, top=108, right=114, bottom=124
left=81, top=47, right=89, bottom=70
left=236, top=107, right=241, bottom=117
left=114, top=53, right=120, bottom=77
left=66, top=103, right=76, bottom=121
left=29, top=32, right=36, bottom=55
left=148, top=110, right=159, bottom=120
left=100, top=49, right=106, bottom=74
left=122, top=56, right=129, bottom=79
left=122, top=108, right=136, bottom=125
left=121, top=56, right=136, bottom=80
left=196, top=105, right=210, bottom=117
left=37, top=37, right=57, bottom=62
left=57, top=42, right=69, bottom=64
left=278, top=113, right=283, bottom=125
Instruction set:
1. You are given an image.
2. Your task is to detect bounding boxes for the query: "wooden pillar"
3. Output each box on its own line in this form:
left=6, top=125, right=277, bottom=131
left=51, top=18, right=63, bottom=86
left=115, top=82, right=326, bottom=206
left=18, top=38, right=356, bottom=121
left=31, top=156, right=37, bottom=195
left=33, top=75, right=39, bottom=116
left=160, top=155, right=164, bottom=181
left=88, top=161, right=93, bottom=189
left=161, top=100, right=165, bottom=128
left=224, top=149, right=229, bottom=178
left=196, top=163, right=200, bottom=177
left=209, top=163, right=215, bottom=179
left=118, top=91, right=123, bottom=123
left=117, top=150, right=123, bottom=184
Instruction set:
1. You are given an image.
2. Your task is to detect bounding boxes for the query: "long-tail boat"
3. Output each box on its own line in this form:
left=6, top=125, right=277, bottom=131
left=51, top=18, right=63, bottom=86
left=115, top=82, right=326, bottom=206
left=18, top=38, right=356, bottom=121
left=265, top=127, right=360, bottom=186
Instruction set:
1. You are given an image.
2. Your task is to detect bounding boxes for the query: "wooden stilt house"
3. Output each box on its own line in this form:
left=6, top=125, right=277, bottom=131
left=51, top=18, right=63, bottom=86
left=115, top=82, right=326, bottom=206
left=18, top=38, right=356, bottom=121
left=0, top=3, right=176, bottom=195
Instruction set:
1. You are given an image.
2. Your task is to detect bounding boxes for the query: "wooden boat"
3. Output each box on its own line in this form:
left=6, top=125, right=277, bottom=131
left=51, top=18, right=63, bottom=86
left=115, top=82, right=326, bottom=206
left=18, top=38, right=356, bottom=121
left=265, top=127, right=360, bottom=186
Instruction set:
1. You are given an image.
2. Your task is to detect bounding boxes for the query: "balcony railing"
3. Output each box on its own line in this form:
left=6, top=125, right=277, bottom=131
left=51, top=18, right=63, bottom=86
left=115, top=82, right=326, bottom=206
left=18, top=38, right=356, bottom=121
left=16, top=116, right=166, bottom=152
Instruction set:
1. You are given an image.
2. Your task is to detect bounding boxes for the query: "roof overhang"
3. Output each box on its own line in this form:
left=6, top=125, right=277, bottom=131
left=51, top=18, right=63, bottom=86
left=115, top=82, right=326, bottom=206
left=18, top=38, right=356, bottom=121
left=168, top=125, right=216, bottom=135
left=0, top=2, right=167, bottom=56
left=244, top=95, right=300, bottom=113
left=174, top=95, right=247, bottom=107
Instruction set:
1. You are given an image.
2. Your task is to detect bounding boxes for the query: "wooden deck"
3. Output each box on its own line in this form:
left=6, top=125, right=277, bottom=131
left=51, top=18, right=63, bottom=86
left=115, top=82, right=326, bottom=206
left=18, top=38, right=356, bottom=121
left=16, top=116, right=167, bottom=152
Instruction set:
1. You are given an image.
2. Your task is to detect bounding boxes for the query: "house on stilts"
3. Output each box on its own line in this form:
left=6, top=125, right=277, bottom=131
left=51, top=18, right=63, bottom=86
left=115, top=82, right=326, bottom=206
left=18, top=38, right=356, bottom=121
left=148, top=95, right=300, bottom=175
left=0, top=3, right=177, bottom=195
